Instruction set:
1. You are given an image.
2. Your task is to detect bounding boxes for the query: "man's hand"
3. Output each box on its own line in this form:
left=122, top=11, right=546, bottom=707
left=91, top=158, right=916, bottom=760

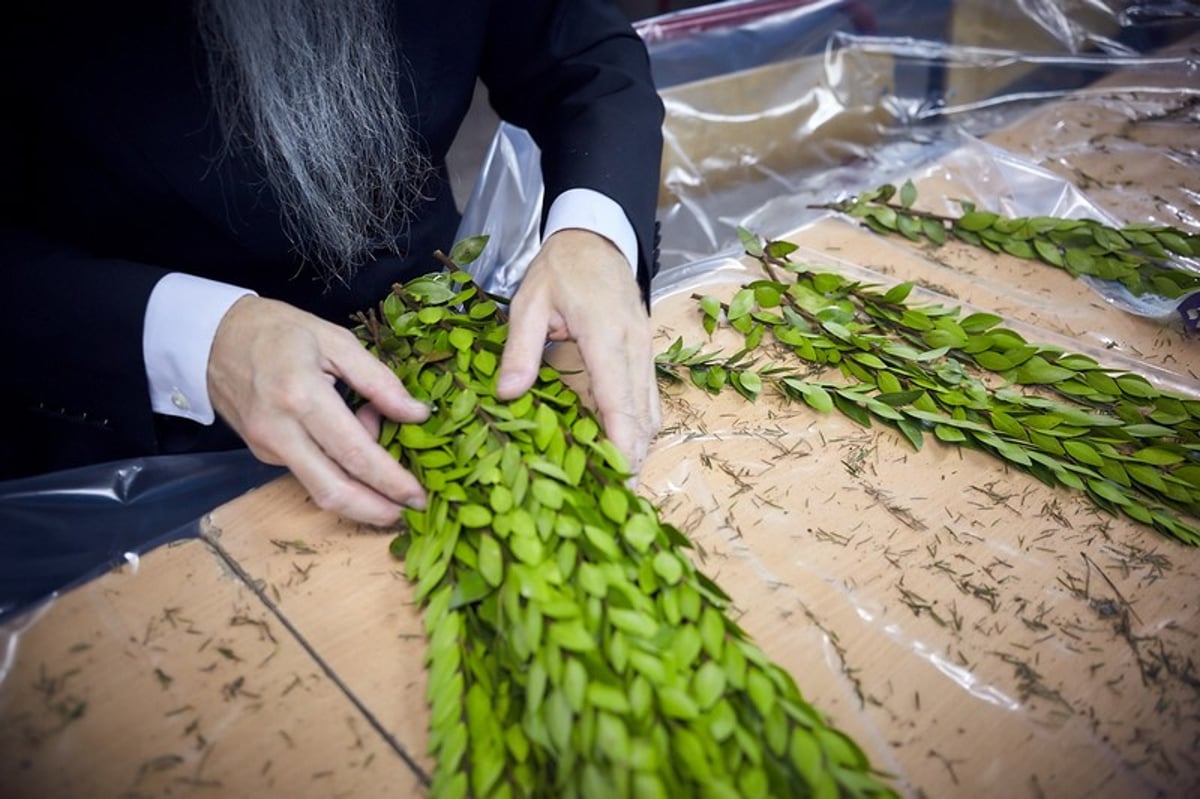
left=208, top=296, right=429, bottom=525
left=497, top=229, right=661, bottom=475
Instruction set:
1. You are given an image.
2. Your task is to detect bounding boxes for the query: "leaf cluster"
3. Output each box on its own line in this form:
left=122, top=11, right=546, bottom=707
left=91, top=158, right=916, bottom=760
left=660, top=235, right=1200, bottom=545
left=357, top=266, right=896, bottom=798
left=815, top=181, right=1200, bottom=299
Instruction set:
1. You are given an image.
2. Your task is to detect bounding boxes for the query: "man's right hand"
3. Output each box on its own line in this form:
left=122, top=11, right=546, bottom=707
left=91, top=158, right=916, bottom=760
left=207, top=296, right=429, bottom=526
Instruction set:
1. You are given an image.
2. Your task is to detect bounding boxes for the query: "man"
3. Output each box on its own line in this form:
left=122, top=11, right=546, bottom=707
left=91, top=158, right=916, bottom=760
left=2, top=1, right=664, bottom=526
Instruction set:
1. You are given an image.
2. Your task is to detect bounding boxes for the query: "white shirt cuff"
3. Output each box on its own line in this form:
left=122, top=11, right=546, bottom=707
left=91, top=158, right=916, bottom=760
left=543, top=188, right=639, bottom=277
left=143, top=273, right=256, bottom=425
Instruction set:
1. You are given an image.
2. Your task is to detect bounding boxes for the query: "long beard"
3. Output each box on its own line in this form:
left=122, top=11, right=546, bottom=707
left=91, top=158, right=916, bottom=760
left=197, top=0, right=431, bottom=286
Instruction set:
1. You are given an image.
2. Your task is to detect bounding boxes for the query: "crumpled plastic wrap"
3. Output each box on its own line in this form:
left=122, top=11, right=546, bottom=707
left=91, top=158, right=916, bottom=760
left=0, top=452, right=281, bottom=619
left=4, top=2, right=1200, bottom=796
left=460, top=0, right=1200, bottom=295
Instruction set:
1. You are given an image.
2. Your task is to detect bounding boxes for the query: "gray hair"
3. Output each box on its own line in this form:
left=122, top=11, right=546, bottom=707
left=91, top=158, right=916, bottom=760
left=197, top=0, right=431, bottom=285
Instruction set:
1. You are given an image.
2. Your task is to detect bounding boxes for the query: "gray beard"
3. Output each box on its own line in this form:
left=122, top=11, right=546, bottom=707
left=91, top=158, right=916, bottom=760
left=197, top=0, right=431, bottom=286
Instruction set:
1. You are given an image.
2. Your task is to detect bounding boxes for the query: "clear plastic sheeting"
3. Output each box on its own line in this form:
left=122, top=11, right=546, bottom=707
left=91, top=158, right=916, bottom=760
left=649, top=25, right=1200, bottom=273
left=0, top=451, right=281, bottom=621
left=719, top=129, right=1200, bottom=330
left=459, top=0, right=1200, bottom=295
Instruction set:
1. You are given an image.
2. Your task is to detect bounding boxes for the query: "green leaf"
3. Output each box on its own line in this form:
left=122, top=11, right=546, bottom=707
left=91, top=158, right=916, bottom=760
left=510, top=535, right=544, bottom=566
left=468, top=300, right=498, bottom=320
left=399, top=425, right=450, bottom=450
left=959, top=312, right=1003, bottom=333
left=458, top=504, right=493, bottom=528
left=899, top=179, right=917, bottom=209
left=753, top=283, right=783, bottom=308
left=922, top=217, right=946, bottom=245
left=738, top=370, right=763, bottom=397
left=1132, top=447, right=1184, bottom=466
left=1122, top=423, right=1175, bottom=438
left=600, top=485, right=629, bottom=524
left=868, top=206, right=898, bottom=230
left=765, top=239, right=799, bottom=259
left=447, top=326, right=474, bottom=351
left=589, top=684, right=632, bottom=716
left=477, top=534, right=503, bottom=587
left=389, top=534, right=411, bottom=560
left=1064, top=248, right=1094, bottom=275
left=850, top=352, right=887, bottom=369
left=700, top=294, right=722, bottom=320
left=659, top=687, right=700, bottom=720
left=448, top=571, right=492, bottom=609
left=622, top=513, right=658, bottom=553
left=785, top=380, right=833, bottom=413
left=608, top=608, right=658, bottom=639
left=1088, top=479, right=1129, bottom=505
left=1156, top=230, right=1193, bottom=256
left=746, top=669, right=777, bottom=717
left=533, top=403, right=557, bottom=452
left=1014, top=357, right=1075, bottom=385
left=882, top=282, right=914, bottom=304
left=653, top=551, right=684, bottom=585
left=1001, top=239, right=1035, bottom=259
left=1116, top=374, right=1158, bottom=399
left=548, top=620, right=595, bottom=652
left=1063, top=439, right=1105, bottom=467
left=897, top=419, right=924, bottom=451
left=1034, top=238, right=1064, bottom=266
left=447, top=235, right=489, bottom=266
left=934, top=424, right=967, bottom=443
left=973, top=351, right=1012, bottom=372
left=956, top=210, right=998, bottom=232
left=1126, top=463, right=1167, bottom=492
left=738, top=226, right=764, bottom=257
left=693, top=661, right=728, bottom=711
left=727, top=288, right=755, bottom=321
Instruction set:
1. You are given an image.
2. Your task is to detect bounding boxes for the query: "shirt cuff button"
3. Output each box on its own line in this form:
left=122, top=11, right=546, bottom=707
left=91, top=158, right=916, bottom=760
left=170, top=389, right=191, bottom=412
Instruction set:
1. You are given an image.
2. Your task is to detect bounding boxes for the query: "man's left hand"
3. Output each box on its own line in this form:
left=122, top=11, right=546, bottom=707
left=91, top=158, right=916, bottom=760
left=497, top=229, right=660, bottom=476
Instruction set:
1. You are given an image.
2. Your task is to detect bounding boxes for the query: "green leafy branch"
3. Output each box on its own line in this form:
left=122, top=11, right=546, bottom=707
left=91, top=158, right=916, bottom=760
left=810, top=181, right=1200, bottom=299
left=657, top=232, right=1200, bottom=545
left=355, top=244, right=896, bottom=798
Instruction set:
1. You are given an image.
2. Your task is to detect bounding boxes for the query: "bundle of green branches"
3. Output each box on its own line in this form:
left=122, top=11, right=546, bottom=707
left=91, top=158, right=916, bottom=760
left=354, top=247, right=894, bottom=798
left=655, top=232, right=1200, bottom=546
left=812, top=181, right=1200, bottom=299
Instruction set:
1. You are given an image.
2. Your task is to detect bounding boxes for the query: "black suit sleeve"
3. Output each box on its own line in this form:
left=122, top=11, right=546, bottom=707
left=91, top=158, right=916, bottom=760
left=478, top=0, right=664, bottom=296
left=0, top=225, right=167, bottom=472
left=1, top=17, right=167, bottom=474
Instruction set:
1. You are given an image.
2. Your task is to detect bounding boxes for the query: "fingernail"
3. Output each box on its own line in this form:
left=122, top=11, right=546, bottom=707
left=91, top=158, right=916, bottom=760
left=497, top=373, right=519, bottom=394
left=405, top=493, right=427, bottom=511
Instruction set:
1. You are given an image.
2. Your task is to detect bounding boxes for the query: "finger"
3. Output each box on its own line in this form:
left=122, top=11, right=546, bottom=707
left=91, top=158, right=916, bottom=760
left=355, top=403, right=382, bottom=440
left=326, top=328, right=429, bottom=422
left=497, top=291, right=551, bottom=399
left=648, top=363, right=663, bottom=437
left=579, top=327, right=647, bottom=473
left=300, top=381, right=427, bottom=510
left=282, top=425, right=410, bottom=526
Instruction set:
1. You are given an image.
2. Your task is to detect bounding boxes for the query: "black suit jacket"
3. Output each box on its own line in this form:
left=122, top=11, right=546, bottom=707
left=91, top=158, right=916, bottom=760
left=1, top=1, right=664, bottom=478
